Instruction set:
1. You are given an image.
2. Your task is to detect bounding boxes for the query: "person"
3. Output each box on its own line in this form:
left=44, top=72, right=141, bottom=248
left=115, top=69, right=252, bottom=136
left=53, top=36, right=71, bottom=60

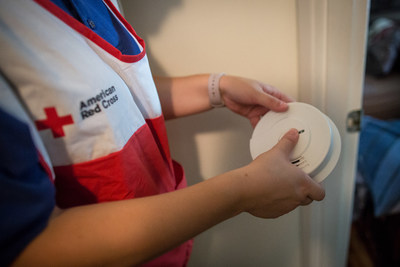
left=0, top=0, right=325, bottom=266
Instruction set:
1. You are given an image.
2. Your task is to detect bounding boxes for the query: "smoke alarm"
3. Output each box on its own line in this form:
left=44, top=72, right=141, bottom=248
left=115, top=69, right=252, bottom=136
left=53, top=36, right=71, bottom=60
left=250, top=102, right=341, bottom=183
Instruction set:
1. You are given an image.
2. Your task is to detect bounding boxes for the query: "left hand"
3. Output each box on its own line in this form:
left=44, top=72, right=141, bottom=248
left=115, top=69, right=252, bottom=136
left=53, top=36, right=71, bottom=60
left=219, top=75, right=294, bottom=127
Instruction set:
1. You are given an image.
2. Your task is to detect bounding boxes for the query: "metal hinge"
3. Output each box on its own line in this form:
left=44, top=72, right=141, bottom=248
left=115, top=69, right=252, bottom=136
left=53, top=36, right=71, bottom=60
left=346, top=109, right=362, bottom=132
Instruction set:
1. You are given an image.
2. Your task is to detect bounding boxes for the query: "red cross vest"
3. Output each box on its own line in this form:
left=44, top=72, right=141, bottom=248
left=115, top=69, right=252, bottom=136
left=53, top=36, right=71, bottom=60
left=0, top=0, right=192, bottom=266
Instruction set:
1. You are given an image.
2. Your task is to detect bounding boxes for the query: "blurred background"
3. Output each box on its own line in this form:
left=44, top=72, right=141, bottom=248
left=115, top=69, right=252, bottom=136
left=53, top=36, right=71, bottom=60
left=348, top=1, right=400, bottom=267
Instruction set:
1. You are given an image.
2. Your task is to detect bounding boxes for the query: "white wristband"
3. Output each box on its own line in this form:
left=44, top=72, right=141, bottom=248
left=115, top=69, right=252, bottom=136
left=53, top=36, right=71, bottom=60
left=208, top=73, right=226, bottom=108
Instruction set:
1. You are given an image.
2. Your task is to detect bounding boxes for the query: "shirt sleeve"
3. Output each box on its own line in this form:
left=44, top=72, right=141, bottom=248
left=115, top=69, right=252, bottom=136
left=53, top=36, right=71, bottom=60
left=0, top=108, right=55, bottom=266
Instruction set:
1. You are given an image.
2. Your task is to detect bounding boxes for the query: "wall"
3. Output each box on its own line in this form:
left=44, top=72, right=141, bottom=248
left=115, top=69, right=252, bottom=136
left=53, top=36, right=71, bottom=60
left=120, top=0, right=301, bottom=266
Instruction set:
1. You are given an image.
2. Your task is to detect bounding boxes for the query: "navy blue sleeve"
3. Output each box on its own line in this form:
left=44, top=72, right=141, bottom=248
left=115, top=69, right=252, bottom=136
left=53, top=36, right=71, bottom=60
left=50, top=0, right=141, bottom=56
left=0, top=108, right=55, bottom=266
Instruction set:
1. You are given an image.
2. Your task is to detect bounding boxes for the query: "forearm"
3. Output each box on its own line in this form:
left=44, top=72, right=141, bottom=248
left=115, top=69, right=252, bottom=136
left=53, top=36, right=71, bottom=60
left=12, top=130, right=325, bottom=266
left=154, top=74, right=294, bottom=127
left=12, top=170, right=244, bottom=267
left=154, top=75, right=213, bottom=120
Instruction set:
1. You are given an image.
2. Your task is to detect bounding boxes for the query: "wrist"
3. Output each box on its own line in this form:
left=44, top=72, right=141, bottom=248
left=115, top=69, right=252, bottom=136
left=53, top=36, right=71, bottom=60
left=222, top=167, right=251, bottom=215
left=208, top=73, right=226, bottom=108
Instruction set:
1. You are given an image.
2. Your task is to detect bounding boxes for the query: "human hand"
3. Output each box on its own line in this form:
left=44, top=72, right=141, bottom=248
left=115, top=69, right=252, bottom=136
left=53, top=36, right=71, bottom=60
left=219, top=75, right=295, bottom=128
left=236, top=129, right=325, bottom=218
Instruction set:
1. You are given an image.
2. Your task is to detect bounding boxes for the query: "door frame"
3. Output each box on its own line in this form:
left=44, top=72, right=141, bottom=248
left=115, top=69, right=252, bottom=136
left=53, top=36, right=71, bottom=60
left=296, top=0, right=370, bottom=266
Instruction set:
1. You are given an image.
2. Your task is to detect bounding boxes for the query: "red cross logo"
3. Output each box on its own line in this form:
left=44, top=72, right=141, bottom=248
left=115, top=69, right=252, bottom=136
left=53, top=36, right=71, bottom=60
left=35, top=107, right=74, bottom=138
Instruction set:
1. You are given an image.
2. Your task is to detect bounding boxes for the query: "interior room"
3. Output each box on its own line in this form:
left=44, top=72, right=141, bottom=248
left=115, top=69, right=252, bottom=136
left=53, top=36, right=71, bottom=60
left=3, top=0, right=399, bottom=266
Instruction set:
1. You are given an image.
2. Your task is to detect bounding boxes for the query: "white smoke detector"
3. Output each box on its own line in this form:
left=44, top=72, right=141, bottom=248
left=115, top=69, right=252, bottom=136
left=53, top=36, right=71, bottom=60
left=250, top=102, right=341, bottom=183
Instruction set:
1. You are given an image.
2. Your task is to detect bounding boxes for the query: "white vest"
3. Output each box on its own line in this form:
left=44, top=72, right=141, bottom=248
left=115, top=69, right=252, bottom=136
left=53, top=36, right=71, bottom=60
left=0, top=0, right=185, bottom=206
left=0, top=1, right=193, bottom=265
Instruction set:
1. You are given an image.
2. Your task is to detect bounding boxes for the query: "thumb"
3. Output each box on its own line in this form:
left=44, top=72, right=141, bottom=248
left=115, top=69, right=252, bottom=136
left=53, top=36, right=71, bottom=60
left=274, top=128, right=299, bottom=156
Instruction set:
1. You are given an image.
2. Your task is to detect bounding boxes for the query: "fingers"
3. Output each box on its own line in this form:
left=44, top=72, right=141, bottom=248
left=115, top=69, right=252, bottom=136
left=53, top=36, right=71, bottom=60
left=249, top=116, right=260, bottom=128
left=302, top=174, right=326, bottom=202
left=273, top=129, right=299, bottom=156
left=300, top=184, right=325, bottom=206
left=262, top=84, right=295, bottom=103
left=307, top=179, right=326, bottom=201
left=276, top=129, right=326, bottom=202
left=256, top=92, right=289, bottom=113
left=300, top=197, right=313, bottom=206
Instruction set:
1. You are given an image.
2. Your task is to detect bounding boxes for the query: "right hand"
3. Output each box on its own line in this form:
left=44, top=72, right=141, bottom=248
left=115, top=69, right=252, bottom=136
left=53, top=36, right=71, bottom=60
left=237, top=129, right=325, bottom=218
left=219, top=75, right=294, bottom=128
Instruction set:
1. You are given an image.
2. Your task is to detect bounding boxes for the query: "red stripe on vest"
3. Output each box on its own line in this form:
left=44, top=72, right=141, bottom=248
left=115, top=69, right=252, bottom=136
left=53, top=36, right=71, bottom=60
left=37, top=150, right=54, bottom=181
left=54, top=116, right=179, bottom=208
